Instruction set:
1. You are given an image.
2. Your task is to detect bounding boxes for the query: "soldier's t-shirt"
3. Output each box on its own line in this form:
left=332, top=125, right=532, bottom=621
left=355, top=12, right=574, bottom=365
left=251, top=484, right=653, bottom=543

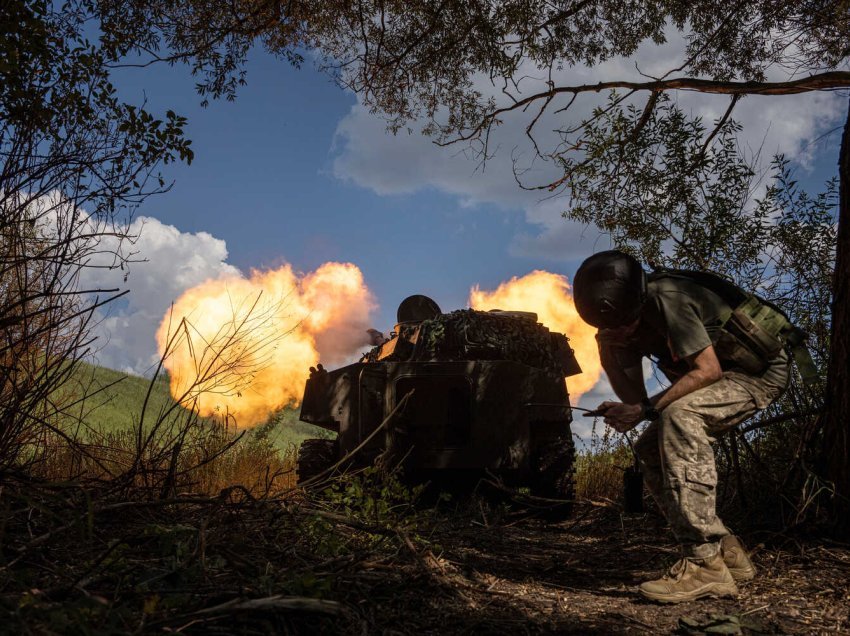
left=607, top=276, right=788, bottom=407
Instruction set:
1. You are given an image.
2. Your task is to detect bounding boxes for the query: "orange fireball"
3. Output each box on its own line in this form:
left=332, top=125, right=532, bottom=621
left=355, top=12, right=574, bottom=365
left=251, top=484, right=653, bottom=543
left=156, top=262, right=375, bottom=428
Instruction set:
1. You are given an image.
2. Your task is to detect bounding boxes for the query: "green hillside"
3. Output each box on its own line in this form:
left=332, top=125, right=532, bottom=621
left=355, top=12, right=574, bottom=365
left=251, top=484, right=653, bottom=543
left=60, top=362, right=332, bottom=452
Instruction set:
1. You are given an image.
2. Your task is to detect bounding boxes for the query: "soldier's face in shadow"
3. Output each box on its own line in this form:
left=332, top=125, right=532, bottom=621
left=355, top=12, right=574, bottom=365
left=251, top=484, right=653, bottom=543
left=597, top=318, right=641, bottom=345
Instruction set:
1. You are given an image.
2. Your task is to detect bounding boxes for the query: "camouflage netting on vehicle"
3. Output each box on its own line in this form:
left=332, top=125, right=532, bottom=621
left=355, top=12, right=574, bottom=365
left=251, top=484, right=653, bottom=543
left=362, top=310, right=579, bottom=376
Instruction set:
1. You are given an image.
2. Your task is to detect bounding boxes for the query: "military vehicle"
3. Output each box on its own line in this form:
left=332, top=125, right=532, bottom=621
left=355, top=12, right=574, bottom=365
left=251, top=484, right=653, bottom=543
left=297, top=295, right=582, bottom=509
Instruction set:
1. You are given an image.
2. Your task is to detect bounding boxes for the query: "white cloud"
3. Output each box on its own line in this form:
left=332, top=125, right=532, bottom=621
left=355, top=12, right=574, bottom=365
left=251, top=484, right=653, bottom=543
left=15, top=194, right=239, bottom=376
left=80, top=216, right=240, bottom=375
left=509, top=198, right=613, bottom=261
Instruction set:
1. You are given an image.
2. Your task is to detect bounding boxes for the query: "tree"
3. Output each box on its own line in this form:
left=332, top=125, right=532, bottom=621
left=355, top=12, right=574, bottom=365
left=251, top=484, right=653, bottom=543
left=565, top=94, right=837, bottom=370
left=823, top=100, right=850, bottom=530
left=50, top=1, right=850, bottom=525
left=0, top=0, right=193, bottom=471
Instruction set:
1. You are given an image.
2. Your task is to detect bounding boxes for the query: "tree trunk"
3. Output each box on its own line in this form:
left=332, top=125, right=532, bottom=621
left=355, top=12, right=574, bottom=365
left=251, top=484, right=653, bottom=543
left=824, top=98, right=850, bottom=534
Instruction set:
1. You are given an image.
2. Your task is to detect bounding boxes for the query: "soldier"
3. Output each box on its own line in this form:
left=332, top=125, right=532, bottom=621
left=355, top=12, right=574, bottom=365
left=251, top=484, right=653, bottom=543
left=572, top=250, right=790, bottom=603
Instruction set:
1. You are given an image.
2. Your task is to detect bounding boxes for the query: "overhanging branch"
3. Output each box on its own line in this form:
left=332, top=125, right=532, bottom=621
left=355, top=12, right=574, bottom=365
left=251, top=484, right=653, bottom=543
left=449, top=71, right=850, bottom=144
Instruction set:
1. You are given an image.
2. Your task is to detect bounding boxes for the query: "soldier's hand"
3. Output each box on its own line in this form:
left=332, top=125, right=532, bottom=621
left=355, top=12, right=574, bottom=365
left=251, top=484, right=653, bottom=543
left=599, top=401, right=642, bottom=433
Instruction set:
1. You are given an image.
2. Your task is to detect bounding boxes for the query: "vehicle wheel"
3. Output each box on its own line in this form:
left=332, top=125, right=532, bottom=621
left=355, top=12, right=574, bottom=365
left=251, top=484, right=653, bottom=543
left=297, top=438, right=339, bottom=484
left=530, top=435, right=576, bottom=519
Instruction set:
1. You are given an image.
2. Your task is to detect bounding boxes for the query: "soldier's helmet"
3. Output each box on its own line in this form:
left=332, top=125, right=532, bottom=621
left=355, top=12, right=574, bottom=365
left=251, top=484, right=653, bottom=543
left=573, top=250, right=647, bottom=329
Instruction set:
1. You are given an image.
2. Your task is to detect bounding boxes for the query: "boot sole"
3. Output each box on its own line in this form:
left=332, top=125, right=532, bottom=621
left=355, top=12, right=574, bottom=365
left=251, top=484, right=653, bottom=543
left=639, top=582, right=738, bottom=604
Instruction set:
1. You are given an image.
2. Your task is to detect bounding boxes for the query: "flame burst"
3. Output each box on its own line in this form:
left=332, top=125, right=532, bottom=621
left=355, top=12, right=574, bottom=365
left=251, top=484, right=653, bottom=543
left=469, top=270, right=601, bottom=401
left=156, top=262, right=375, bottom=428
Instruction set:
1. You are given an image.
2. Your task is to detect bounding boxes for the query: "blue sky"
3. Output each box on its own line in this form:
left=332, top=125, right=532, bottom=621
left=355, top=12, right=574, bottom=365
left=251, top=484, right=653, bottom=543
left=112, top=52, right=567, bottom=323
left=81, top=44, right=846, bottom=420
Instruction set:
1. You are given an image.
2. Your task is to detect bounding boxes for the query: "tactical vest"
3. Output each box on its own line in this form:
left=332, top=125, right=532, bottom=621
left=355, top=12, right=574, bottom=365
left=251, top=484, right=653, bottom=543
left=648, top=268, right=819, bottom=385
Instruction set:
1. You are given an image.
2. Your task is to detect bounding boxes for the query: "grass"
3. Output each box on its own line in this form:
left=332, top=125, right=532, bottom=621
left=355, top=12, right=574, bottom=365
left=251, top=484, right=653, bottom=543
left=57, top=360, right=333, bottom=455
left=25, top=360, right=336, bottom=496
left=574, top=419, right=635, bottom=503
left=53, top=361, right=629, bottom=503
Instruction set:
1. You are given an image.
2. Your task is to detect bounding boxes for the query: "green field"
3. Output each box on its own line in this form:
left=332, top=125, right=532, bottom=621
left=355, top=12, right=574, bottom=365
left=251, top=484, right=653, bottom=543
left=60, top=362, right=333, bottom=452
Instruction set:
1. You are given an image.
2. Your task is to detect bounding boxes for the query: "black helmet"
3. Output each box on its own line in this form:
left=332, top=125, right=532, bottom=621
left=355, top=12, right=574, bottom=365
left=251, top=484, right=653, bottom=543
left=573, top=250, right=647, bottom=328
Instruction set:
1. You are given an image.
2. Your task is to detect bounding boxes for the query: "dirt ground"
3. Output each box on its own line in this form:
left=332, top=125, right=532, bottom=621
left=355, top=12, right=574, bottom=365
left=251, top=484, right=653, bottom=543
left=397, top=506, right=850, bottom=635
left=2, top=488, right=849, bottom=635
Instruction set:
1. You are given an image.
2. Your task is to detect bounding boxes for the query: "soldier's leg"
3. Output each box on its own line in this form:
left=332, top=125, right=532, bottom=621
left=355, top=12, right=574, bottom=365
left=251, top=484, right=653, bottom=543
left=655, top=376, right=762, bottom=559
left=634, top=421, right=665, bottom=511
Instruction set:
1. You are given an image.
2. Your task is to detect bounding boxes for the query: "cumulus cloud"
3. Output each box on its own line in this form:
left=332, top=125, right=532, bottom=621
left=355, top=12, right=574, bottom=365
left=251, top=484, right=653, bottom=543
left=79, top=216, right=240, bottom=375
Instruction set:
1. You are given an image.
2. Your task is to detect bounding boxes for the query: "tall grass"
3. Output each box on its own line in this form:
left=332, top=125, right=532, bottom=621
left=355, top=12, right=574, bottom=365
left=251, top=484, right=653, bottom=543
left=574, top=420, right=635, bottom=504
left=32, top=419, right=299, bottom=497
left=25, top=358, right=336, bottom=497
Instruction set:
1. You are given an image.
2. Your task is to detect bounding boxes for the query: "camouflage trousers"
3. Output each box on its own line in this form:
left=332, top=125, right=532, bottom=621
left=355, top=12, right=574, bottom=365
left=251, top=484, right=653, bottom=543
left=634, top=370, right=787, bottom=559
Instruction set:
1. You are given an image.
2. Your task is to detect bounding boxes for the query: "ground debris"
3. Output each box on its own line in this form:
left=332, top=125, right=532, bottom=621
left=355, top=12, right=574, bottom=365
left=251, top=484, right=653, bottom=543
left=676, top=612, right=776, bottom=635
left=0, top=480, right=848, bottom=635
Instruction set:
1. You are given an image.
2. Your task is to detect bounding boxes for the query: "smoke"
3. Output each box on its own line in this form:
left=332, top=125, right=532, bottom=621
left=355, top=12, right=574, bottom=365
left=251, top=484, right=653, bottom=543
left=299, top=264, right=378, bottom=367
left=156, top=261, right=606, bottom=427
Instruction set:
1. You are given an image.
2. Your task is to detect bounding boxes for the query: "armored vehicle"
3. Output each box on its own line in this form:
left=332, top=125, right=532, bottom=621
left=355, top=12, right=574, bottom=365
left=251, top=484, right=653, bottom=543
left=297, top=295, right=582, bottom=507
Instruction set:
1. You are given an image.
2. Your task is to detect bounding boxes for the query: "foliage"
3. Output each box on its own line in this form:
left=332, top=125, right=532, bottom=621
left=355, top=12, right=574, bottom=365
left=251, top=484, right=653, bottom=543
left=757, top=160, right=838, bottom=367
left=566, top=94, right=766, bottom=277
left=0, top=483, right=361, bottom=633
left=320, top=466, right=425, bottom=531
left=92, top=0, right=311, bottom=104
left=33, top=406, right=297, bottom=497
left=83, top=1, right=850, bottom=140
left=564, top=94, right=838, bottom=371
left=308, top=0, right=848, bottom=142
left=0, top=0, right=193, bottom=472
left=574, top=421, right=634, bottom=504
left=0, top=456, right=437, bottom=633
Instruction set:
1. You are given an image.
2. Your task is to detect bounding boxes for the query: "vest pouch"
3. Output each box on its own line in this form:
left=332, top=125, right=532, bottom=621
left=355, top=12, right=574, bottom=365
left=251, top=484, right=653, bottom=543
left=728, top=302, right=785, bottom=356
left=714, top=330, right=768, bottom=374
left=716, top=297, right=785, bottom=374
left=651, top=268, right=817, bottom=384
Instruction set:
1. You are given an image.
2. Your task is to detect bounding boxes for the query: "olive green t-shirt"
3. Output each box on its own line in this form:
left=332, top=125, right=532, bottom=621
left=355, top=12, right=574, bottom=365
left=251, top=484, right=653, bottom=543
left=630, top=276, right=728, bottom=380
left=605, top=275, right=789, bottom=406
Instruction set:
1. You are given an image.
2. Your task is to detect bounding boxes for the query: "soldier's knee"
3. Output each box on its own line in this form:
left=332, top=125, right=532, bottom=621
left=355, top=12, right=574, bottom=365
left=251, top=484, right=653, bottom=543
left=659, top=402, right=705, bottom=442
left=658, top=401, right=712, bottom=464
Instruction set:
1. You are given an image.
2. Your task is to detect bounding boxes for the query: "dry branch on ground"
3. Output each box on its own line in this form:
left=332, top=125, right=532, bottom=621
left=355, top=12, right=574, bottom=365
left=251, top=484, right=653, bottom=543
left=0, top=474, right=847, bottom=635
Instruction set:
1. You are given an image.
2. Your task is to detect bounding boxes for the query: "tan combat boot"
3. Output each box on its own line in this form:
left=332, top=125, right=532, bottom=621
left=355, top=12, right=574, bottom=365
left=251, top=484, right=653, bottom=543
left=639, top=553, right=738, bottom=603
left=721, top=534, right=756, bottom=581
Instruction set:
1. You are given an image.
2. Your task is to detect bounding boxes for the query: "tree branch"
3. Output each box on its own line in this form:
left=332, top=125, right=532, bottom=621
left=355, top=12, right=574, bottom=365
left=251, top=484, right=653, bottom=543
left=447, top=71, right=850, bottom=144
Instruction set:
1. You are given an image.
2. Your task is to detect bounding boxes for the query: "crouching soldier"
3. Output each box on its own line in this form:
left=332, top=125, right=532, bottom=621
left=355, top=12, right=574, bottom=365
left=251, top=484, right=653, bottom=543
left=572, top=250, right=798, bottom=603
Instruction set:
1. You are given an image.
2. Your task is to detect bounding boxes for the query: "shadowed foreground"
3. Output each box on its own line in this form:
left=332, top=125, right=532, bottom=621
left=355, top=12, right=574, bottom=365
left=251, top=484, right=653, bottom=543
left=0, top=477, right=847, bottom=635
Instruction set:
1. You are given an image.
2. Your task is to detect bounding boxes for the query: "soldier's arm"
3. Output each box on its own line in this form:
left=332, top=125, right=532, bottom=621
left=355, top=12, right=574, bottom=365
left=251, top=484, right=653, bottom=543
left=602, top=344, right=721, bottom=433
left=598, top=339, right=646, bottom=405
left=652, top=344, right=722, bottom=412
